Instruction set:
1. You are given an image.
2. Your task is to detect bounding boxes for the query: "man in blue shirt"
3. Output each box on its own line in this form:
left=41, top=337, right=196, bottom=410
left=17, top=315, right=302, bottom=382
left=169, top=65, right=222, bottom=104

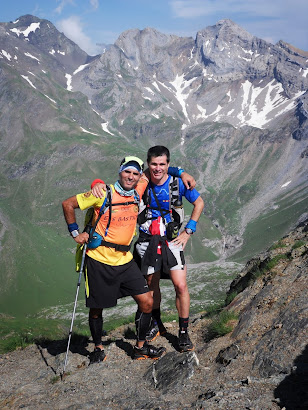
left=135, top=146, right=204, bottom=352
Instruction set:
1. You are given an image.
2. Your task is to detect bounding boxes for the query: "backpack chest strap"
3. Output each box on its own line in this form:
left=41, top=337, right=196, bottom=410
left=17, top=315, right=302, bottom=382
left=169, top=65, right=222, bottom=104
left=100, top=240, right=131, bottom=252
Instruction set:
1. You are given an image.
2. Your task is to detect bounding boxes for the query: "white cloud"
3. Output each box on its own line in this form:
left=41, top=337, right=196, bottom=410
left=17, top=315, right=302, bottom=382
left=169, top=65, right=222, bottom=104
left=90, top=0, right=99, bottom=10
left=169, top=0, right=305, bottom=19
left=55, top=0, right=98, bottom=14
left=168, top=0, right=308, bottom=50
left=56, top=15, right=99, bottom=55
left=55, top=0, right=75, bottom=15
left=170, top=0, right=219, bottom=18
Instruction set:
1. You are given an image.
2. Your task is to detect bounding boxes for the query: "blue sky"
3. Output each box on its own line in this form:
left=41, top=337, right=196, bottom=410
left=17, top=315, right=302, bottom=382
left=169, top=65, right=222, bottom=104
left=2, top=0, right=308, bottom=55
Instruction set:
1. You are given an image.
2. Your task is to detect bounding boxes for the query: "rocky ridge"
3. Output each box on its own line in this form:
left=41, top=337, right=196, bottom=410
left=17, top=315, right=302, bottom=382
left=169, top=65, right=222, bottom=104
left=0, top=219, right=307, bottom=409
left=71, top=19, right=308, bottom=131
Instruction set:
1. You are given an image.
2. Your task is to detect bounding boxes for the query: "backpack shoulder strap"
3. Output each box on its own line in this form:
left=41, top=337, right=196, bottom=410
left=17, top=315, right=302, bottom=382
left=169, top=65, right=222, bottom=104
left=169, top=177, right=184, bottom=224
left=133, top=189, right=140, bottom=206
left=83, top=207, right=95, bottom=234
left=86, top=185, right=112, bottom=240
left=169, top=176, right=180, bottom=208
left=103, top=185, right=113, bottom=237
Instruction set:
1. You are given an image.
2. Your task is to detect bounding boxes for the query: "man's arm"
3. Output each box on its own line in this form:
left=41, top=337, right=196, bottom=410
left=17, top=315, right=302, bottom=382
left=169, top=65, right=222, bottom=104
left=171, top=195, right=204, bottom=249
left=91, top=182, right=106, bottom=198
left=189, top=196, right=204, bottom=224
left=91, top=172, right=150, bottom=198
left=62, top=196, right=89, bottom=245
left=167, top=167, right=196, bottom=190
left=180, top=172, right=196, bottom=190
left=90, top=167, right=196, bottom=198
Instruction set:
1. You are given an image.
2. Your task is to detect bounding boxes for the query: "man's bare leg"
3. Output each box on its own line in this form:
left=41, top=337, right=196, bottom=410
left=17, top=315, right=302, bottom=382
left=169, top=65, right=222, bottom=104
left=169, top=266, right=194, bottom=352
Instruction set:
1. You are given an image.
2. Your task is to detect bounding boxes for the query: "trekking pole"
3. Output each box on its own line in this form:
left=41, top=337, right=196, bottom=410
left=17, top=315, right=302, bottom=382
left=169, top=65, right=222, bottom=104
left=61, top=242, right=88, bottom=377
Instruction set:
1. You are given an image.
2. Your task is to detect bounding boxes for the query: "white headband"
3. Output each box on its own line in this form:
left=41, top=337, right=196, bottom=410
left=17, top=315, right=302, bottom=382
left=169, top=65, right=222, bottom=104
left=119, top=162, right=142, bottom=174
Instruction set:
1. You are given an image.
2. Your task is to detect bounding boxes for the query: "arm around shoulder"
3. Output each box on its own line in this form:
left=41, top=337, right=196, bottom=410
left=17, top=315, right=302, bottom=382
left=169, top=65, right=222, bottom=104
left=181, top=172, right=196, bottom=190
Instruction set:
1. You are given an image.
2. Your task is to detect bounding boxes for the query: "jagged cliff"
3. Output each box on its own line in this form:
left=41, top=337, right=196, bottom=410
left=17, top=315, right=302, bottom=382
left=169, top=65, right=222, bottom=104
left=0, top=218, right=306, bottom=409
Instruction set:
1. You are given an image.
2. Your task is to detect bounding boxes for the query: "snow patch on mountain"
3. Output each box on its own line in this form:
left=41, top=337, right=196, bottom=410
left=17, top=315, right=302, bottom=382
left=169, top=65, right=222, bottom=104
left=10, top=22, right=40, bottom=38
left=65, top=74, right=73, bottom=91
left=170, top=74, right=197, bottom=122
left=281, top=181, right=292, bottom=188
left=21, top=75, right=36, bottom=89
left=1, top=50, right=12, bottom=61
left=80, top=127, right=99, bottom=136
left=73, top=64, right=89, bottom=75
left=44, top=94, right=57, bottom=105
left=24, top=52, right=40, bottom=62
left=101, top=122, right=114, bottom=135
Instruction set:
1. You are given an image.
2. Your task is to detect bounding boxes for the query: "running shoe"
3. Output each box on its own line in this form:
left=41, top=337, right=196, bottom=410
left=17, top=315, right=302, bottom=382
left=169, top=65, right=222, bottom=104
left=145, top=323, right=167, bottom=342
left=132, top=343, right=166, bottom=360
left=178, top=330, right=194, bottom=352
left=89, top=347, right=107, bottom=364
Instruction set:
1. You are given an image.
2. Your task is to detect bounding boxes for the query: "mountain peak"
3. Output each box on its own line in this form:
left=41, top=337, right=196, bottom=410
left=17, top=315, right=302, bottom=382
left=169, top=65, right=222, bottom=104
left=115, top=26, right=176, bottom=47
left=10, top=14, right=42, bottom=24
left=197, top=18, right=254, bottom=44
left=216, top=18, right=237, bottom=27
left=4, top=14, right=90, bottom=70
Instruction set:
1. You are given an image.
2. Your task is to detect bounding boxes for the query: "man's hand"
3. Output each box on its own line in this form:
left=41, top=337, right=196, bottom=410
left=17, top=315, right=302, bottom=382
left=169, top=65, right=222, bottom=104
left=74, top=232, right=89, bottom=245
left=92, top=183, right=106, bottom=198
left=171, top=230, right=191, bottom=249
left=181, top=172, right=196, bottom=190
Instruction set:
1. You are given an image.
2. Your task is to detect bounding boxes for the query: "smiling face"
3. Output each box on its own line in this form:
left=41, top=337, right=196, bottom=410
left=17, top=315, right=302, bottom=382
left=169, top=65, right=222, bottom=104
left=119, top=168, right=141, bottom=191
left=148, top=154, right=169, bottom=185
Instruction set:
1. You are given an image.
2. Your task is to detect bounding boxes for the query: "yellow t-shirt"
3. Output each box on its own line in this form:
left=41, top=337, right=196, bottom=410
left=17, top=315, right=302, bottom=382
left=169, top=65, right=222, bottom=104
left=76, top=176, right=148, bottom=266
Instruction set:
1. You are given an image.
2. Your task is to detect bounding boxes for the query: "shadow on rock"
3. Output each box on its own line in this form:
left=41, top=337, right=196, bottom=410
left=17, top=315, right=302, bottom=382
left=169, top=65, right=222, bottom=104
left=274, top=344, right=308, bottom=409
left=123, top=326, right=137, bottom=340
left=36, top=334, right=90, bottom=357
left=33, top=335, right=90, bottom=375
left=162, top=331, right=179, bottom=351
left=116, top=339, right=134, bottom=358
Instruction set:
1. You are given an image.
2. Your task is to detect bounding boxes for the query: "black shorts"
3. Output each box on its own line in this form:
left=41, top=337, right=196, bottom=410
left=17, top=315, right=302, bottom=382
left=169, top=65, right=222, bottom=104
left=85, top=256, right=149, bottom=309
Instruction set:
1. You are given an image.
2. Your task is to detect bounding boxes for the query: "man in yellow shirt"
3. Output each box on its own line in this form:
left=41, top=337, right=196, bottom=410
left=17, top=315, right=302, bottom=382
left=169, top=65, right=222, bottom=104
left=62, top=157, right=166, bottom=363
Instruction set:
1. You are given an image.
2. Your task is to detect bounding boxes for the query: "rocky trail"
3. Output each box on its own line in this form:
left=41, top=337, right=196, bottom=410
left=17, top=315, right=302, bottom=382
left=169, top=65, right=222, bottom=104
left=0, top=219, right=307, bottom=409
left=0, top=316, right=285, bottom=409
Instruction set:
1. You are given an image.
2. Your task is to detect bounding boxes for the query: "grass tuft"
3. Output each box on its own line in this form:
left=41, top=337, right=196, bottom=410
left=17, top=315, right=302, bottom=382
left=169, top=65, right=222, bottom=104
left=292, top=240, right=306, bottom=249
left=262, top=254, right=289, bottom=272
left=269, top=240, right=287, bottom=250
left=206, top=310, right=238, bottom=340
left=225, top=291, right=238, bottom=306
left=202, top=302, right=225, bottom=318
left=1, top=333, right=36, bottom=353
left=51, top=375, right=61, bottom=384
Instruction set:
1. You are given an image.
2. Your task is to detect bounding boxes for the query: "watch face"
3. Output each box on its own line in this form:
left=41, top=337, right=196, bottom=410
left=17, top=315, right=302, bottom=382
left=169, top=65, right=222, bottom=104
left=71, top=230, right=79, bottom=238
left=185, top=228, right=193, bottom=234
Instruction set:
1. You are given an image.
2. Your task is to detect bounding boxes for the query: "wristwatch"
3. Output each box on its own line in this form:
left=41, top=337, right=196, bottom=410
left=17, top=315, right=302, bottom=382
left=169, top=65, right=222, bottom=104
left=70, top=229, right=79, bottom=238
left=185, top=228, right=194, bottom=235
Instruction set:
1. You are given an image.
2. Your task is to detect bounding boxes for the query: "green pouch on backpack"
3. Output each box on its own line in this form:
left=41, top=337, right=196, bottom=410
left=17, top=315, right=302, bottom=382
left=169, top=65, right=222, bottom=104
left=75, top=243, right=84, bottom=272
